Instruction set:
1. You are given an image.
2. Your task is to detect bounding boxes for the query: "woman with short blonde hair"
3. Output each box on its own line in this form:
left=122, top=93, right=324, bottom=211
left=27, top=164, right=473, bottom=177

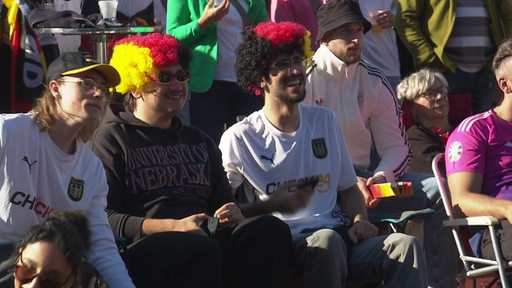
left=397, top=68, right=451, bottom=173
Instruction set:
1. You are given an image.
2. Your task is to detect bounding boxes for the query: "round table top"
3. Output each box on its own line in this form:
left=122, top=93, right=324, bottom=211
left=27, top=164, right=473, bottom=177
left=37, top=26, right=161, bottom=35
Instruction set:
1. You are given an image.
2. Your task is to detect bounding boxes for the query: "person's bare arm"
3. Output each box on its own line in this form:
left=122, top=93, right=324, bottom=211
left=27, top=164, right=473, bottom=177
left=339, top=184, right=378, bottom=243
left=448, top=172, right=512, bottom=222
left=140, top=214, right=210, bottom=237
left=340, top=184, right=368, bottom=221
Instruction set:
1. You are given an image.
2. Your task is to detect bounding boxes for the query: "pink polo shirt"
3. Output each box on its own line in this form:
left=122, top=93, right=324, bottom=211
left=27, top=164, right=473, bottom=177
left=445, top=110, right=512, bottom=199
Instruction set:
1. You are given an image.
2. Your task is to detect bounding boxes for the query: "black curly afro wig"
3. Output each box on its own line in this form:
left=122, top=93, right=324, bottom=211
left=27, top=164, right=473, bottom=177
left=235, top=21, right=313, bottom=96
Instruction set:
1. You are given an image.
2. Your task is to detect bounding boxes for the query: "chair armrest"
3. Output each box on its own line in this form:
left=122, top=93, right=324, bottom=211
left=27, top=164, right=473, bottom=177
left=443, top=216, right=500, bottom=227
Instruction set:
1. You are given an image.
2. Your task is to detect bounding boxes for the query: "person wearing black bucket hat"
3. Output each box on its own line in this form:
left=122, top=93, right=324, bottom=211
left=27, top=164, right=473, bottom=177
left=306, top=1, right=451, bottom=287
left=316, top=0, right=371, bottom=43
left=0, top=52, right=136, bottom=288
left=306, top=0, right=413, bottom=208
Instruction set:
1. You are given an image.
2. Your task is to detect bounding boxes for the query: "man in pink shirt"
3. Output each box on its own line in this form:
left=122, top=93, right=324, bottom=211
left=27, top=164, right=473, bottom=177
left=446, top=37, right=512, bottom=262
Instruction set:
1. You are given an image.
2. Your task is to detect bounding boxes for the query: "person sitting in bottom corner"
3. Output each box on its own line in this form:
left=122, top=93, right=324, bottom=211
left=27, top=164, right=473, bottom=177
left=12, top=211, right=105, bottom=288
left=219, top=20, right=428, bottom=288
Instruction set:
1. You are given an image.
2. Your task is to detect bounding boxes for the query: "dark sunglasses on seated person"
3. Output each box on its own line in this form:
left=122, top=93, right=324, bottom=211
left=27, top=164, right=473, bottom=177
left=12, top=255, right=74, bottom=288
left=150, top=71, right=190, bottom=84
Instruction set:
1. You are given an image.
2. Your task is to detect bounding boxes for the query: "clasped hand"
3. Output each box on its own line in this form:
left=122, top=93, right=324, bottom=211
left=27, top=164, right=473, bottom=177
left=175, top=203, right=243, bottom=236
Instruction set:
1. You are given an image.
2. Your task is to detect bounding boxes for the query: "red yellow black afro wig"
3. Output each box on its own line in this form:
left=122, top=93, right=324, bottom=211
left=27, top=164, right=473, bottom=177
left=109, top=33, right=191, bottom=94
left=253, top=21, right=313, bottom=58
left=235, top=21, right=313, bottom=96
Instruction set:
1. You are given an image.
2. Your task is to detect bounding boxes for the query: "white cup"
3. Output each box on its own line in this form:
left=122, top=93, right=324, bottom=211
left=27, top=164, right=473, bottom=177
left=98, top=0, right=118, bottom=20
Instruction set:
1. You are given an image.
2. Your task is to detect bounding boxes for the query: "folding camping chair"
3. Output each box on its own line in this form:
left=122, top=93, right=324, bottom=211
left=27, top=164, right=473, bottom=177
left=432, top=153, right=512, bottom=288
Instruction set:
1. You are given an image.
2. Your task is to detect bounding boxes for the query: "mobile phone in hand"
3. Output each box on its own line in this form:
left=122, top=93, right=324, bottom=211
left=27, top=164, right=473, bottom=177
left=214, top=0, right=223, bottom=7
left=200, top=218, right=219, bottom=236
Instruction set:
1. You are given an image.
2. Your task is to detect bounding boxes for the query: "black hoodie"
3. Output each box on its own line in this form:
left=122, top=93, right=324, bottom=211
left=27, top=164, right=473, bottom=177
left=90, top=103, right=234, bottom=242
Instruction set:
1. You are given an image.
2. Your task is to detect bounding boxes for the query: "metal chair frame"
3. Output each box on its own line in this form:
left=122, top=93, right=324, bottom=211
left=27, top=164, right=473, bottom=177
left=432, top=153, right=512, bottom=287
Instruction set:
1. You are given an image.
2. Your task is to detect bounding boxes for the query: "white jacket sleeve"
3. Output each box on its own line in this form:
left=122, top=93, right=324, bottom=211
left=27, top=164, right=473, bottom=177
left=87, top=168, right=135, bottom=288
left=367, top=79, right=412, bottom=182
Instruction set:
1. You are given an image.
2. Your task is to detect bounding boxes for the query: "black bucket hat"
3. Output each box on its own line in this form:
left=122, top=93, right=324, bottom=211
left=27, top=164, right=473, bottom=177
left=316, top=0, right=372, bottom=42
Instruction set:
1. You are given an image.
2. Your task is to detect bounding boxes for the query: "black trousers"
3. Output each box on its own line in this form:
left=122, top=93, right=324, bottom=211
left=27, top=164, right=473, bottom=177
left=125, top=215, right=292, bottom=288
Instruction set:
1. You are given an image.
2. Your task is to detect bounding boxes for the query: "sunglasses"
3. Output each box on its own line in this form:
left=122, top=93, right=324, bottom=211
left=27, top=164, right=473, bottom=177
left=59, top=78, right=113, bottom=98
left=150, top=71, right=190, bottom=84
left=13, top=254, right=74, bottom=288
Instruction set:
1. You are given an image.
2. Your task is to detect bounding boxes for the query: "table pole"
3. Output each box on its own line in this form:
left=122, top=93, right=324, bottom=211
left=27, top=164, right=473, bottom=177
left=92, top=34, right=108, bottom=63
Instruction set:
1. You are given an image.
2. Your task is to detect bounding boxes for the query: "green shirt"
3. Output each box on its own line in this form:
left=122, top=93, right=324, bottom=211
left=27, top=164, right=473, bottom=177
left=395, top=0, right=512, bottom=72
left=166, top=0, right=268, bottom=93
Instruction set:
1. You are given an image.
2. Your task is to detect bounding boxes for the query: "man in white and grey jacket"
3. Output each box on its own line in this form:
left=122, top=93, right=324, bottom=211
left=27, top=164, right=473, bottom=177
left=304, top=1, right=457, bottom=287
left=305, top=0, right=415, bottom=207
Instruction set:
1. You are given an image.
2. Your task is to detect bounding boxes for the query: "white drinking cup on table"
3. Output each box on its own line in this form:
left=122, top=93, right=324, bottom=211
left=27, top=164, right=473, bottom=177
left=98, top=0, right=121, bottom=26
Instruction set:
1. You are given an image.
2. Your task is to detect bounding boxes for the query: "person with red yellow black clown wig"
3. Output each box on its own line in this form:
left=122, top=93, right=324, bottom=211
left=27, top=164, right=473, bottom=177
left=90, top=33, right=293, bottom=288
left=235, top=21, right=314, bottom=97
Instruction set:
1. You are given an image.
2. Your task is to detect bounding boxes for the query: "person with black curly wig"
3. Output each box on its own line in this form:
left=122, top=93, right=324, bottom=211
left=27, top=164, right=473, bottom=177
left=219, top=21, right=428, bottom=288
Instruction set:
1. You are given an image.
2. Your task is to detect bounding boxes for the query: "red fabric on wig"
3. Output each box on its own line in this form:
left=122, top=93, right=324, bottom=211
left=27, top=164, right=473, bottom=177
left=253, top=21, right=307, bottom=50
left=115, top=33, right=180, bottom=68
